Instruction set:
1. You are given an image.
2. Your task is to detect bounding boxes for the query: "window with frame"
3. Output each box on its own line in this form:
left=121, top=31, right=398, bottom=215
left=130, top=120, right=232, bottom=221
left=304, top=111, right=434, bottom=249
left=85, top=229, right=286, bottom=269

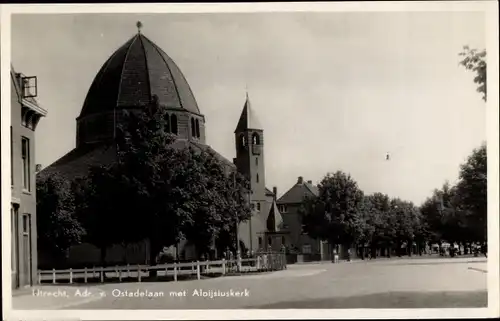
left=195, top=119, right=200, bottom=138
left=279, top=204, right=288, bottom=213
left=256, top=173, right=259, bottom=183
left=170, top=114, right=178, bottom=135
left=21, top=137, right=30, bottom=191
left=256, top=202, right=261, bottom=211
left=191, top=118, right=196, bottom=137
left=22, top=214, right=29, bottom=234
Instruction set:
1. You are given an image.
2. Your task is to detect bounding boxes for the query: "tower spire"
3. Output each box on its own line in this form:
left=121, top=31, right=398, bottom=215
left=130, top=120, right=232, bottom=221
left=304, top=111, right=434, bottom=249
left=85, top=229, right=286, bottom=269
left=136, top=21, right=143, bottom=34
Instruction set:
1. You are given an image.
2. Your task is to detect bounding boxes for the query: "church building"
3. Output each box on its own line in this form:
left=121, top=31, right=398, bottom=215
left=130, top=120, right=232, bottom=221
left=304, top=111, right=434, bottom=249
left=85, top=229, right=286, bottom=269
left=39, top=25, right=285, bottom=266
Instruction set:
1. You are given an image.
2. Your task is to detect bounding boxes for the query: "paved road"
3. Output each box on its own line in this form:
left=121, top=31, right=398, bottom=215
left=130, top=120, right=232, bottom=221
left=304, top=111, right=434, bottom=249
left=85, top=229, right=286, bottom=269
left=13, top=257, right=487, bottom=309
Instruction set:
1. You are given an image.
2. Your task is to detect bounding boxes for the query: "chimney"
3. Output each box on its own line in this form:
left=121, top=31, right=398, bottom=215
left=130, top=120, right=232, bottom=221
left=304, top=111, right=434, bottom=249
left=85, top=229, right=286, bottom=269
left=297, top=176, right=303, bottom=184
left=307, top=180, right=312, bottom=184
left=35, top=164, right=43, bottom=173
left=273, top=186, right=278, bottom=199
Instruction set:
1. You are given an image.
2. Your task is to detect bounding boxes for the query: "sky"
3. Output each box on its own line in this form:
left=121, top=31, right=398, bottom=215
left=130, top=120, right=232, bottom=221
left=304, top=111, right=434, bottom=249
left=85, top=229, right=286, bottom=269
left=11, top=11, right=486, bottom=204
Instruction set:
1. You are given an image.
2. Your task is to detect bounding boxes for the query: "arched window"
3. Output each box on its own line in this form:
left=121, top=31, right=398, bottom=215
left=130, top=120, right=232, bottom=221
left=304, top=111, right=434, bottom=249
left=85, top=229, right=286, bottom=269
left=195, top=119, right=200, bottom=138
left=165, top=114, right=170, bottom=133
left=239, top=134, right=247, bottom=148
left=191, top=118, right=196, bottom=137
left=252, top=133, right=260, bottom=145
left=171, top=114, right=178, bottom=135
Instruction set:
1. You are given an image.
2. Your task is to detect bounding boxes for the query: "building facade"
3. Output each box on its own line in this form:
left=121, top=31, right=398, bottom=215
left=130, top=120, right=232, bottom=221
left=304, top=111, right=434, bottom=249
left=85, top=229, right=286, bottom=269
left=10, top=67, right=47, bottom=288
left=277, top=176, right=323, bottom=258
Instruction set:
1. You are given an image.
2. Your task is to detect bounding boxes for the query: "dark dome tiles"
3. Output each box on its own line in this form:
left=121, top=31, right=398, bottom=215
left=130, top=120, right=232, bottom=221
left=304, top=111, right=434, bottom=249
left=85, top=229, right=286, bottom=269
left=117, top=36, right=151, bottom=108
left=80, top=38, right=132, bottom=118
left=78, top=33, right=202, bottom=120
left=141, top=37, right=181, bottom=108
left=160, top=52, right=200, bottom=114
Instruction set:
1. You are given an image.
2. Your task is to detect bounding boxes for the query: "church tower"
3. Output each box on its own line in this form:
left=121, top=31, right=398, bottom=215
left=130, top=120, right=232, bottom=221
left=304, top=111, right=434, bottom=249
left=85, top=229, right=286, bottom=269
left=233, top=93, right=267, bottom=252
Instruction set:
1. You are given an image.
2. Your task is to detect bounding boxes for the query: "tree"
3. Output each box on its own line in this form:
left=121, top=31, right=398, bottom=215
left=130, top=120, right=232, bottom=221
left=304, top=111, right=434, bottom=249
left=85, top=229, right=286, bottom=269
left=362, top=193, right=393, bottom=258
left=75, top=95, right=253, bottom=266
left=176, top=150, right=252, bottom=259
left=389, top=198, right=422, bottom=256
left=459, top=46, right=487, bottom=101
left=36, top=173, right=85, bottom=266
left=301, top=171, right=365, bottom=249
left=454, top=144, right=487, bottom=242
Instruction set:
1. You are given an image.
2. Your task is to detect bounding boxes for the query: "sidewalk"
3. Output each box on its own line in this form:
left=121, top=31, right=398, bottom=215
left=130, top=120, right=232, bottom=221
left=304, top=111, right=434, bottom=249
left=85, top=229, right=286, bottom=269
left=12, top=285, right=106, bottom=310
left=292, top=254, right=487, bottom=266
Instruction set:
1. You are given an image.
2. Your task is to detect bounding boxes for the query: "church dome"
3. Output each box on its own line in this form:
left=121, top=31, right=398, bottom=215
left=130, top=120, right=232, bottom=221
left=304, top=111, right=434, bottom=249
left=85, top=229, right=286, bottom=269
left=78, top=31, right=200, bottom=120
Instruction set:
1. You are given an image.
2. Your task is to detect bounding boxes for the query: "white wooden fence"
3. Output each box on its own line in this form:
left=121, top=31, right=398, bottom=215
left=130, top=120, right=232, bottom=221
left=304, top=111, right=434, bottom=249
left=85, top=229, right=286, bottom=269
left=38, top=254, right=287, bottom=284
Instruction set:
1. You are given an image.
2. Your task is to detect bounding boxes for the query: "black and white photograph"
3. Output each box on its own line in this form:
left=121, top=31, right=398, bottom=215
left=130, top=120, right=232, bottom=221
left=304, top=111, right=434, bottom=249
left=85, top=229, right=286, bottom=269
left=1, top=2, right=498, bottom=320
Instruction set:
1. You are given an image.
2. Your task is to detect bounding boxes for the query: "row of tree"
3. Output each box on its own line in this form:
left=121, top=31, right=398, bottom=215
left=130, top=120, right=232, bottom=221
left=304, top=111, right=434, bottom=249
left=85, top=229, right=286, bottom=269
left=37, top=101, right=252, bottom=267
left=300, top=145, right=487, bottom=258
left=298, top=45, right=488, bottom=257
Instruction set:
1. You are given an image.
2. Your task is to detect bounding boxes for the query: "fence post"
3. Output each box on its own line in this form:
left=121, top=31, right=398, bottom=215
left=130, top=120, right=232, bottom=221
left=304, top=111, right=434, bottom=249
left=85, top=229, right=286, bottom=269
left=84, top=267, right=88, bottom=283
left=192, top=262, right=195, bottom=273
left=100, top=267, right=104, bottom=283
left=69, top=268, right=73, bottom=284
left=138, top=265, right=141, bottom=282
left=222, top=259, right=226, bottom=275
left=118, top=266, right=122, bottom=282
left=206, top=260, right=209, bottom=274
left=174, top=263, right=178, bottom=282
left=127, top=264, right=130, bottom=278
left=52, top=268, right=56, bottom=284
left=196, top=261, right=201, bottom=280
left=165, top=265, right=168, bottom=278
left=38, top=272, right=41, bottom=284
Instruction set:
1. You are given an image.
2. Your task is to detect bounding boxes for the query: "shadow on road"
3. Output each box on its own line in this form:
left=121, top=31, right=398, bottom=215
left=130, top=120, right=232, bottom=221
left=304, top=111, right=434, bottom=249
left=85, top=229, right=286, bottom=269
left=248, top=291, right=487, bottom=309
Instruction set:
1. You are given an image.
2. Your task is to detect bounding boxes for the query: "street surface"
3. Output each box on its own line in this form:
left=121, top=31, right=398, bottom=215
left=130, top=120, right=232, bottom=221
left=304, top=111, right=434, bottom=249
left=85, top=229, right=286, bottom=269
left=13, top=257, right=487, bottom=309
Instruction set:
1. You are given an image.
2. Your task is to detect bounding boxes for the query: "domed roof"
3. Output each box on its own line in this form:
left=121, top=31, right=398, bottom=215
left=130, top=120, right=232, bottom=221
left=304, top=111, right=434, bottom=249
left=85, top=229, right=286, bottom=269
left=79, top=32, right=200, bottom=119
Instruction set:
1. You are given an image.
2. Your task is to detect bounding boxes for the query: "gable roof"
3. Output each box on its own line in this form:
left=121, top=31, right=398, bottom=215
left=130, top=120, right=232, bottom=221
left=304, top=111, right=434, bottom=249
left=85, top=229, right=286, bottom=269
left=277, top=181, right=319, bottom=204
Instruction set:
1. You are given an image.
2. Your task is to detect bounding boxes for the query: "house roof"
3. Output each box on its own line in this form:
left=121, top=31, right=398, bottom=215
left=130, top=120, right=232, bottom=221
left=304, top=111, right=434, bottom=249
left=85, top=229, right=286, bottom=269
left=79, top=31, right=200, bottom=120
left=38, top=139, right=236, bottom=181
left=38, top=143, right=117, bottom=180
left=277, top=179, right=319, bottom=204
